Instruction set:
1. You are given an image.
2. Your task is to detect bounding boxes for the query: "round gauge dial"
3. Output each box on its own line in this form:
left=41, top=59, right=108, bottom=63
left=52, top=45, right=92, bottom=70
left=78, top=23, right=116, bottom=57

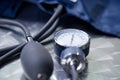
left=54, top=29, right=89, bottom=47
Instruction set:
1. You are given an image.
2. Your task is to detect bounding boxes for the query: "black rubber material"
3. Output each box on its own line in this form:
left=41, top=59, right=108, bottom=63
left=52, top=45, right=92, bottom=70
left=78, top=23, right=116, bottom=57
left=21, top=74, right=28, bottom=80
left=34, top=5, right=63, bottom=40
left=21, top=40, right=53, bottom=80
left=0, top=45, right=18, bottom=57
left=0, top=5, right=63, bottom=67
left=0, top=42, right=26, bottom=66
left=70, top=65, right=79, bottom=80
left=38, top=18, right=59, bottom=42
left=0, top=19, right=31, bottom=38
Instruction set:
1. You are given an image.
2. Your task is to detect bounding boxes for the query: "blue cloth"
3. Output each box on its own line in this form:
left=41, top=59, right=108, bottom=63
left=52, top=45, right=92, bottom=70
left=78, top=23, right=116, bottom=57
left=0, top=0, right=23, bottom=18
left=0, top=0, right=120, bottom=37
left=91, top=0, right=120, bottom=37
left=25, top=0, right=89, bottom=21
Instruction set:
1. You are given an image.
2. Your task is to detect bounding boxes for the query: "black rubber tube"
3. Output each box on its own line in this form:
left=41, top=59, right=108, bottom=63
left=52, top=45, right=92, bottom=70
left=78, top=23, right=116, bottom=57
left=0, top=18, right=58, bottom=63
left=0, top=19, right=31, bottom=38
left=0, top=19, right=58, bottom=57
left=34, top=5, right=63, bottom=40
left=0, top=42, right=26, bottom=62
left=38, top=18, right=59, bottom=42
left=0, top=5, right=63, bottom=67
left=70, top=65, right=79, bottom=80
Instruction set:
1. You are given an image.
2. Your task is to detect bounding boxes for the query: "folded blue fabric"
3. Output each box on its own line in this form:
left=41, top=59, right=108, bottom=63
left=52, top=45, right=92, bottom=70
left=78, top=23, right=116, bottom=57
left=35, top=0, right=120, bottom=37
left=0, top=0, right=23, bottom=18
left=91, top=0, right=120, bottom=37
left=30, top=0, right=89, bottom=21
left=0, top=0, right=120, bottom=37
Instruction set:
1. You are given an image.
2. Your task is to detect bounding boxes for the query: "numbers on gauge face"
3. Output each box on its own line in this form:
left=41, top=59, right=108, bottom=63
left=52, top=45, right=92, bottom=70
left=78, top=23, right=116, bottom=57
left=55, top=29, right=89, bottom=47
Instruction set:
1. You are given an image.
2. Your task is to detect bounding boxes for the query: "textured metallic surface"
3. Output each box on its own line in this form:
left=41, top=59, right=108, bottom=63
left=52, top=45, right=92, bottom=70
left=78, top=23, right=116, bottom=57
left=0, top=35, right=120, bottom=80
left=0, top=3, right=120, bottom=80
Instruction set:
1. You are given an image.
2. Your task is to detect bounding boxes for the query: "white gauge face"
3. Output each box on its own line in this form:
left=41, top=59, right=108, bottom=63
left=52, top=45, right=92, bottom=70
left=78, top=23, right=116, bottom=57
left=54, top=29, right=89, bottom=47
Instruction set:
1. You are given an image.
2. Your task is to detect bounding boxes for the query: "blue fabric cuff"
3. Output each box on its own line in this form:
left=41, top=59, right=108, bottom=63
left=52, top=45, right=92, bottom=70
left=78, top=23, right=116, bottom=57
left=36, top=0, right=89, bottom=21
left=0, top=0, right=23, bottom=18
left=0, top=0, right=120, bottom=37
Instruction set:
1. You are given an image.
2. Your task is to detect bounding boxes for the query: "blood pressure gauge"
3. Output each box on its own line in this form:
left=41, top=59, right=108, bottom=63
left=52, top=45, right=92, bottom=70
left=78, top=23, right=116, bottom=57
left=54, top=29, right=90, bottom=75
left=54, top=29, right=90, bottom=57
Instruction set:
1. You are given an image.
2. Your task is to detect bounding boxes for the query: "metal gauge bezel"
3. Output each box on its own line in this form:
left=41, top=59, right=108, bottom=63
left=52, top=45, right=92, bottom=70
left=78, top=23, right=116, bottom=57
left=54, top=29, right=90, bottom=48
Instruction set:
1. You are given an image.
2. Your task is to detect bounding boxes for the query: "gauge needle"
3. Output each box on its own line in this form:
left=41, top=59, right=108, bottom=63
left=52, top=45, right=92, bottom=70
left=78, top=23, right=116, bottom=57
left=70, top=34, right=74, bottom=45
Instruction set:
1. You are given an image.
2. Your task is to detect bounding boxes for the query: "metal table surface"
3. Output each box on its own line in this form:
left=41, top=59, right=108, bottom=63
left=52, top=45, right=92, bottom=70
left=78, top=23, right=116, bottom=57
left=1, top=35, right=120, bottom=80
left=0, top=2, right=120, bottom=80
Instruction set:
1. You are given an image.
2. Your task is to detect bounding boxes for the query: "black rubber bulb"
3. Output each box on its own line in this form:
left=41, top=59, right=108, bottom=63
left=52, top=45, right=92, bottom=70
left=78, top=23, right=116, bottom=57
left=20, top=40, right=53, bottom=80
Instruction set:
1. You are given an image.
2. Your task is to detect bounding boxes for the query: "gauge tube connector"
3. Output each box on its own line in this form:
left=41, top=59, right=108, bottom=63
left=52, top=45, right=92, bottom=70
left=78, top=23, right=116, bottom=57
left=60, top=47, right=86, bottom=74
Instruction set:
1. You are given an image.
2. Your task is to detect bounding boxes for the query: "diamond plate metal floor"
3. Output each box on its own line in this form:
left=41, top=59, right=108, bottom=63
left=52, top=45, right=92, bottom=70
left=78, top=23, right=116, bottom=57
left=0, top=35, right=120, bottom=80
